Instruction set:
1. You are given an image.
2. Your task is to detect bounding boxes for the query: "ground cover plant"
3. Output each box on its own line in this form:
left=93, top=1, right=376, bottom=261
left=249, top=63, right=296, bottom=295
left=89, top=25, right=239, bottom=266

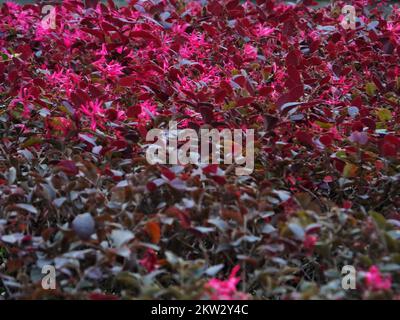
left=0, top=0, right=399, bottom=300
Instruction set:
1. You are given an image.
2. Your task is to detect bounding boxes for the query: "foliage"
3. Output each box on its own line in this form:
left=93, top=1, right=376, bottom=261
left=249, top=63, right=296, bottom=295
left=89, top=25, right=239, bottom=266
left=0, top=0, right=399, bottom=300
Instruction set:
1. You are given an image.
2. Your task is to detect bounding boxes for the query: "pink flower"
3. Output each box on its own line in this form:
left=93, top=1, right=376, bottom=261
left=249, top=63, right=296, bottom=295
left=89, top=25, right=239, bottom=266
left=254, top=24, right=274, bottom=38
left=80, top=100, right=105, bottom=131
left=206, top=265, right=249, bottom=300
left=99, top=44, right=108, bottom=56
left=63, top=35, right=73, bottom=48
left=139, top=100, right=158, bottom=120
left=92, top=57, right=124, bottom=79
left=365, top=266, right=392, bottom=291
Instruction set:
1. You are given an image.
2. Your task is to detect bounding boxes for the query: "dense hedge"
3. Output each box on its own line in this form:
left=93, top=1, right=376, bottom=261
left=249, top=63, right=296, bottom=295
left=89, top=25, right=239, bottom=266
left=0, top=0, right=399, bottom=299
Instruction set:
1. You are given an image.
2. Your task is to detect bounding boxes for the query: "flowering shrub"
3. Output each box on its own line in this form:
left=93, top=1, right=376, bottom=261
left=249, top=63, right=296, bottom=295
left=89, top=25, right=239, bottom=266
left=0, top=0, right=399, bottom=300
left=364, top=265, right=392, bottom=292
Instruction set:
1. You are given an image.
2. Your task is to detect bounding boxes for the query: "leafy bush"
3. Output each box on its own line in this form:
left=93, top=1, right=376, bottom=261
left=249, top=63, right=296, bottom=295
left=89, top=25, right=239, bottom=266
left=0, top=0, right=399, bottom=300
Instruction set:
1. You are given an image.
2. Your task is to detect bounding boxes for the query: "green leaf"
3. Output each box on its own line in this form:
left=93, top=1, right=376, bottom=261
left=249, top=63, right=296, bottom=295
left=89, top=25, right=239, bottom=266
left=370, top=211, right=386, bottom=229
left=335, top=150, right=347, bottom=159
left=365, top=82, right=377, bottom=96
left=21, top=136, right=43, bottom=148
left=376, top=108, right=392, bottom=122
left=343, top=163, right=358, bottom=178
left=315, top=121, right=333, bottom=129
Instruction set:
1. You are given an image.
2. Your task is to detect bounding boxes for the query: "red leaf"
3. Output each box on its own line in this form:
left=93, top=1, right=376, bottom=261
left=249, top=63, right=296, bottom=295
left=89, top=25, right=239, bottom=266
left=207, top=0, right=224, bottom=16
left=57, top=160, right=79, bottom=176
left=8, top=70, right=18, bottom=83
left=16, top=44, right=32, bottom=60
left=101, top=22, right=118, bottom=33
left=380, top=135, right=400, bottom=157
left=215, top=89, right=227, bottom=104
left=81, top=27, right=105, bottom=40
left=276, top=85, right=304, bottom=108
left=146, top=181, right=157, bottom=192
left=71, top=89, right=90, bottom=108
left=296, top=131, right=314, bottom=147
left=381, top=143, right=397, bottom=157
left=145, top=221, right=161, bottom=244
left=384, top=135, right=400, bottom=147
left=259, top=86, right=273, bottom=96
left=199, top=105, right=214, bottom=123
left=119, top=76, right=137, bottom=87
left=161, top=167, right=176, bottom=181
left=166, top=207, right=191, bottom=228
left=286, top=50, right=300, bottom=68
left=211, top=175, right=226, bottom=185
left=130, top=30, right=161, bottom=46
left=343, top=201, right=352, bottom=210
left=232, top=75, right=246, bottom=87
left=88, top=293, right=119, bottom=300
left=126, top=105, right=141, bottom=118
left=333, top=159, right=345, bottom=172
left=85, top=0, right=99, bottom=8
left=320, top=134, right=333, bottom=146
left=202, top=164, right=218, bottom=174
left=361, top=117, right=376, bottom=131
left=285, top=65, right=301, bottom=90
left=236, top=97, right=255, bottom=107
left=105, top=108, right=118, bottom=121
